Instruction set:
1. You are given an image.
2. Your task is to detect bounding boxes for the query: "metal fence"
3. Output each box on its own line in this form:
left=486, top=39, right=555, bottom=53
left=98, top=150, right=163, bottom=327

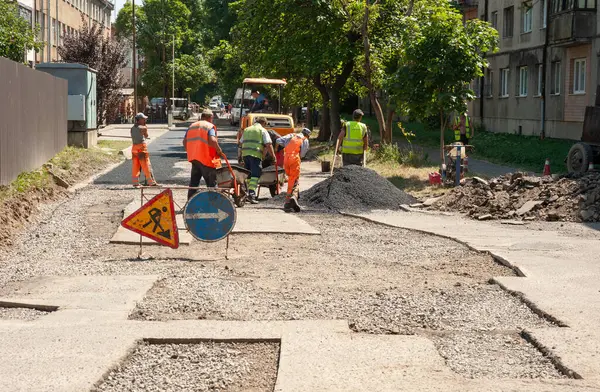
left=0, top=57, right=68, bottom=186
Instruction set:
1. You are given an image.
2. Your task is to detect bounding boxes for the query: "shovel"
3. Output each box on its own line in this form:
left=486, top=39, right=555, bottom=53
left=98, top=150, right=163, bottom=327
left=331, top=138, right=340, bottom=177
left=363, top=150, right=366, bottom=168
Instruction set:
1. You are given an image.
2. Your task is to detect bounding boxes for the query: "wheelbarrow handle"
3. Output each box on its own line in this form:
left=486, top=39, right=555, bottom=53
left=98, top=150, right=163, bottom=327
left=222, top=154, right=238, bottom=197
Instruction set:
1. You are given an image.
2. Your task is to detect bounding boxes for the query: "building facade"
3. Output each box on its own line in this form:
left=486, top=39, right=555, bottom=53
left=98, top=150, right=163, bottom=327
left=24, top=0, right=114, bottom=64
left=470, top=0, right=598, bottom=140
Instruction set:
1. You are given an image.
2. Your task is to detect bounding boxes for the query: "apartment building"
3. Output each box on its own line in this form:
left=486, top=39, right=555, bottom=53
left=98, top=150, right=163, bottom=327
left=470, top=0, right=598, bottom=140
left=27, top=0, right=114, bottom=64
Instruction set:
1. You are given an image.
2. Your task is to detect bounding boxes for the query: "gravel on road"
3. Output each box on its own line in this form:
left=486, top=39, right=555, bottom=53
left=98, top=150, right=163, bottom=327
left=430, top=331, right=565, bottom=379
left=94, top=342, right=279, bottom=392
left=0, top=307, right=49, bottom=321
left=0, top=184, right=567, bottom=380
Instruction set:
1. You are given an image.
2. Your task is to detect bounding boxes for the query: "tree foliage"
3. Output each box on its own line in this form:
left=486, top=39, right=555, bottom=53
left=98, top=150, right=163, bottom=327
left=387, top=2, right=498, bottom=159
left=115, top=0, right=215, bottom=99
left=0, top=0, right=44, bottom=63
left=58, top=20, right=127, bottom=125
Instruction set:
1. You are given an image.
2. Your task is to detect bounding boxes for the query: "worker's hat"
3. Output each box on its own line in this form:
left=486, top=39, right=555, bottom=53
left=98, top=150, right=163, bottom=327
left=135, top=112, right=148, bottom=120
left=201, top=109, right=214, bottom=117
left=301, top=128, right=312, bottom=136
left=353, top=109, right=364, bottom=118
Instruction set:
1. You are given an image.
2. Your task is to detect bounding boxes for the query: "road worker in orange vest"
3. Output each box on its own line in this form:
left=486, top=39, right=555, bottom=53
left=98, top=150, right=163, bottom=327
left=131, top=112, right=157, bottom=187
left=183, top=109, right=225, bottom=200
left=276, top=128, right=311, bottom=212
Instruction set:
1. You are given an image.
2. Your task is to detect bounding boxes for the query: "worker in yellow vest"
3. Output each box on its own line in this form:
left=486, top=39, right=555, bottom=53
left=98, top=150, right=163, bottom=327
left=335, top=109, right=368, bottom=166
left=240, top=117, right=275, bottom=204
left=453, top=111, right=473, bottom=145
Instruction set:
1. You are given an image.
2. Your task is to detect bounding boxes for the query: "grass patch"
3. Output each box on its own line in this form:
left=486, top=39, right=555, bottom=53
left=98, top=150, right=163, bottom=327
left=0, top=145, right=123, bottom=203
left=347, top=114, right=574, bottom=173
left=98, top=140, right=131, bottom=152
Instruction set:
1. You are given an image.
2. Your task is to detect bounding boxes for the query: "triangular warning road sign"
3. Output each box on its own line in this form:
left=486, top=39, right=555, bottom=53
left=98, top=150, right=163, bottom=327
left=121, top=189, right=179, bottom=249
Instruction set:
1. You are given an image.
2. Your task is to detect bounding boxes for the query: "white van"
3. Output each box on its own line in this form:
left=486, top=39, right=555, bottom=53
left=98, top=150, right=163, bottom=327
left=230, top=88, right=254, bottom=126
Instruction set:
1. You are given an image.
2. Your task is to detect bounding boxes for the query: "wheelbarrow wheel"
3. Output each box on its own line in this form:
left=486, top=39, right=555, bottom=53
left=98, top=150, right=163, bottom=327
left=233, top=183, right=247, bottom=207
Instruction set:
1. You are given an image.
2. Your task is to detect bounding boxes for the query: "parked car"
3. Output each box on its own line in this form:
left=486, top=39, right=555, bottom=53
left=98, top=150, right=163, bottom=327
left=209, top=101, right=220, bottom=115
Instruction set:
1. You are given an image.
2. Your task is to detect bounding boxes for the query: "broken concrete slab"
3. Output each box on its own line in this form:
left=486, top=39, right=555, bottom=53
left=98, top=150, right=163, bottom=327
left=516, top=200, right=544, bottom=216
left=423, top=196, right=444, bottom=207
left=478, top=214, right=493, bottom=221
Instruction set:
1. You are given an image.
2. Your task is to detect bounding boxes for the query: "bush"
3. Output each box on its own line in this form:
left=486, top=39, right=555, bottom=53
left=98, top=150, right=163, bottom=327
left=371, top=143, right=429, bottom=168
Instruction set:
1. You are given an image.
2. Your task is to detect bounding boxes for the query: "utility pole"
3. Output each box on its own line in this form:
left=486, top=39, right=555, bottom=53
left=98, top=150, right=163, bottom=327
left=132, top=0, right=138, bottom=113
left=172, top=34, right=175, bottom=104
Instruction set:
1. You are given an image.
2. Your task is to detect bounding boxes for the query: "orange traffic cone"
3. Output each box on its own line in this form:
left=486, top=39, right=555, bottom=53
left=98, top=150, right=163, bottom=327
left=543, top=158, right=551, bottom=176
left=588, top=161, right=595, bottom=172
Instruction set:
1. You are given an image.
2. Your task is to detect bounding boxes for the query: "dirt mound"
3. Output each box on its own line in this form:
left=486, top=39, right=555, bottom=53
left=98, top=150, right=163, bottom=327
left=432, top=172, right=600, bottom=222
left=301, top=166, right=417, bottom=211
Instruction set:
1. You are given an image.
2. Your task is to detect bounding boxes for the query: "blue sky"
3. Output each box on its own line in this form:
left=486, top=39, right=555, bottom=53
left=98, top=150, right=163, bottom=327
left=111, top=0, right=127, bottom=22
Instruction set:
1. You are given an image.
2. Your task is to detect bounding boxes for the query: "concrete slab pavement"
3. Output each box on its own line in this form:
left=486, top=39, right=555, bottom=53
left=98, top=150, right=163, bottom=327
left=344, top=209, right=600, bottom=382
left=2, top=275, right=596, bottom=392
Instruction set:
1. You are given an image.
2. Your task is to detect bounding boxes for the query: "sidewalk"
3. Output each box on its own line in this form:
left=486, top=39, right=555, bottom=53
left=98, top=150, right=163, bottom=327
left=345, top=208, right=600, bottom=384
left=98, top=125, right=169, bottom=160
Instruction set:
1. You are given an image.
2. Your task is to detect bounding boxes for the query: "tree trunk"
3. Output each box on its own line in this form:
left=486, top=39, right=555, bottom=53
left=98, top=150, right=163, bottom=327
left=439, top=110, right=446, bottom=166
left=306, top=100, right=314, bottom=131
left=385, top=107, right=395, bottom=141
left=329, top=87, right=342, bottom=141
left=314, top=77, right=331, bottom=141
left=362, top=1, right=387, bottom=143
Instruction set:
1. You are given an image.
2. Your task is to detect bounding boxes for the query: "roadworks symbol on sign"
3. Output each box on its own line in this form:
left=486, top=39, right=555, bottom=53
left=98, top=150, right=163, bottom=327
left=121, top=189, right=179, bottom=249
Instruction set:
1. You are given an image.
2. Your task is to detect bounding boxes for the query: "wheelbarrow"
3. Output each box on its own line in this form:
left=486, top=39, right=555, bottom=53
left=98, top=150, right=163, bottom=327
left=257, top=165, right=286, bottom=198
left=216, top=162, right=250, bottom=207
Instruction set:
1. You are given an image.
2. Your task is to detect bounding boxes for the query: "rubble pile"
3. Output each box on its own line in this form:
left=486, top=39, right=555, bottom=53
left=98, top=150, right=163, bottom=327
left=302, top=166, right=417, bottom=211
left=432, top=172, right=600, bottom=222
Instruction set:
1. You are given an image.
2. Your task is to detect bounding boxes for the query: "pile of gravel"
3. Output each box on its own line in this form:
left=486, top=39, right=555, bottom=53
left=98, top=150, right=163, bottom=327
left=94, top=342, right=279, bottom=392
left=301, top=166, right=416, bottom=211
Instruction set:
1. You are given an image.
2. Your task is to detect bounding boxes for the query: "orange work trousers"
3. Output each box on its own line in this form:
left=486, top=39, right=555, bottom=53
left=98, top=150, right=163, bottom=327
left=132, top=143, right=155, bottom=185
left=284, top=156, right=301, bottom=200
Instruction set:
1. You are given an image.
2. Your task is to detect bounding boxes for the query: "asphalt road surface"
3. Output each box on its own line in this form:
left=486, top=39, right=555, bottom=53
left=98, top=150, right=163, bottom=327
left=95, top=120, right=240, bottom=187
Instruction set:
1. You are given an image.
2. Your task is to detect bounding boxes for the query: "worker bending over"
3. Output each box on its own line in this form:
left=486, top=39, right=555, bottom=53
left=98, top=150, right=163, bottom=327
left=131, top=112, right=157, bottom=187
left=336, top=109, right=368, bottom=166
left=276, top=128, right=311, bottom=212
left=240, top=117, right=275, bottom=203
left=183, top=109, right=225, bottom=200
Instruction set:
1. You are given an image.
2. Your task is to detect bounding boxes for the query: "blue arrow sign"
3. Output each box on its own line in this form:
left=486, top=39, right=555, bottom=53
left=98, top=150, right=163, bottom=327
left=183, top=191, right=237, bottom=242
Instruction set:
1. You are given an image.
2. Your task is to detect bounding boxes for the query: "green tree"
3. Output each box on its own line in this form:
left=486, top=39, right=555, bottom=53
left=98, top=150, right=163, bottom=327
left=0, top=0, right=44, bottom=63
left=231, top=0, right=361, bottom=141
left=388, top=2, right=497, bottom=162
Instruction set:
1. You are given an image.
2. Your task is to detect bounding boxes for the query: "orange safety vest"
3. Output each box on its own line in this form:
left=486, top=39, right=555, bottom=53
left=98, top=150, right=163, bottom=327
left=284, top=134, right=304, bottom=161
left=186, top=120, right=219, bottom=168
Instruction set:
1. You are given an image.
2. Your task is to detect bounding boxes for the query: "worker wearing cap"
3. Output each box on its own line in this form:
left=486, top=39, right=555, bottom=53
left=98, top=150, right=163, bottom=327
left=183, top=109, right=225, bottom=200
left=131, top=112, right=157, bottom=187
left=240, top=117, right=275, bottom=203
left=276, top=128, right=311, bottom=212
left=336, top=109, right=368, bottom=166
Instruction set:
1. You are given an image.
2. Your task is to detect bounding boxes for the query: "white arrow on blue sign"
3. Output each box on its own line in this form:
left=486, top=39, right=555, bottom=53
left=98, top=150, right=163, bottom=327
left=183, top=190, right=237, bottom=242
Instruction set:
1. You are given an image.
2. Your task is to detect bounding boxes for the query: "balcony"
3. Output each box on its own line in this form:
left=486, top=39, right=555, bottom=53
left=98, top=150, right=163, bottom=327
left=549, top=9, right=597, bottom=45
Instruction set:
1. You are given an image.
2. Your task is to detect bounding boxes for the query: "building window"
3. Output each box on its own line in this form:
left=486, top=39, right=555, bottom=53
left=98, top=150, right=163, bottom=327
left=519, top=66, right=528, bottom=96
left=542, top=0, right=547, bottom=28
left=551, top=61, right=561, bottom=95
left=485, top=69, right=493, bottom=97
left=573, top=58, right=586, bottom=94
left=577, top=0, right=596, bottom=9
left=472, top=78, right=481, bottom=98
left=491, top=11, right=498, bottom=30
left=522, top=4, right=532, bottom=33
left=536, top=64, right=543, bottom=96
left=500, top=68, right=510, bottom=97
left=503, top=7, right=514, bottom=38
